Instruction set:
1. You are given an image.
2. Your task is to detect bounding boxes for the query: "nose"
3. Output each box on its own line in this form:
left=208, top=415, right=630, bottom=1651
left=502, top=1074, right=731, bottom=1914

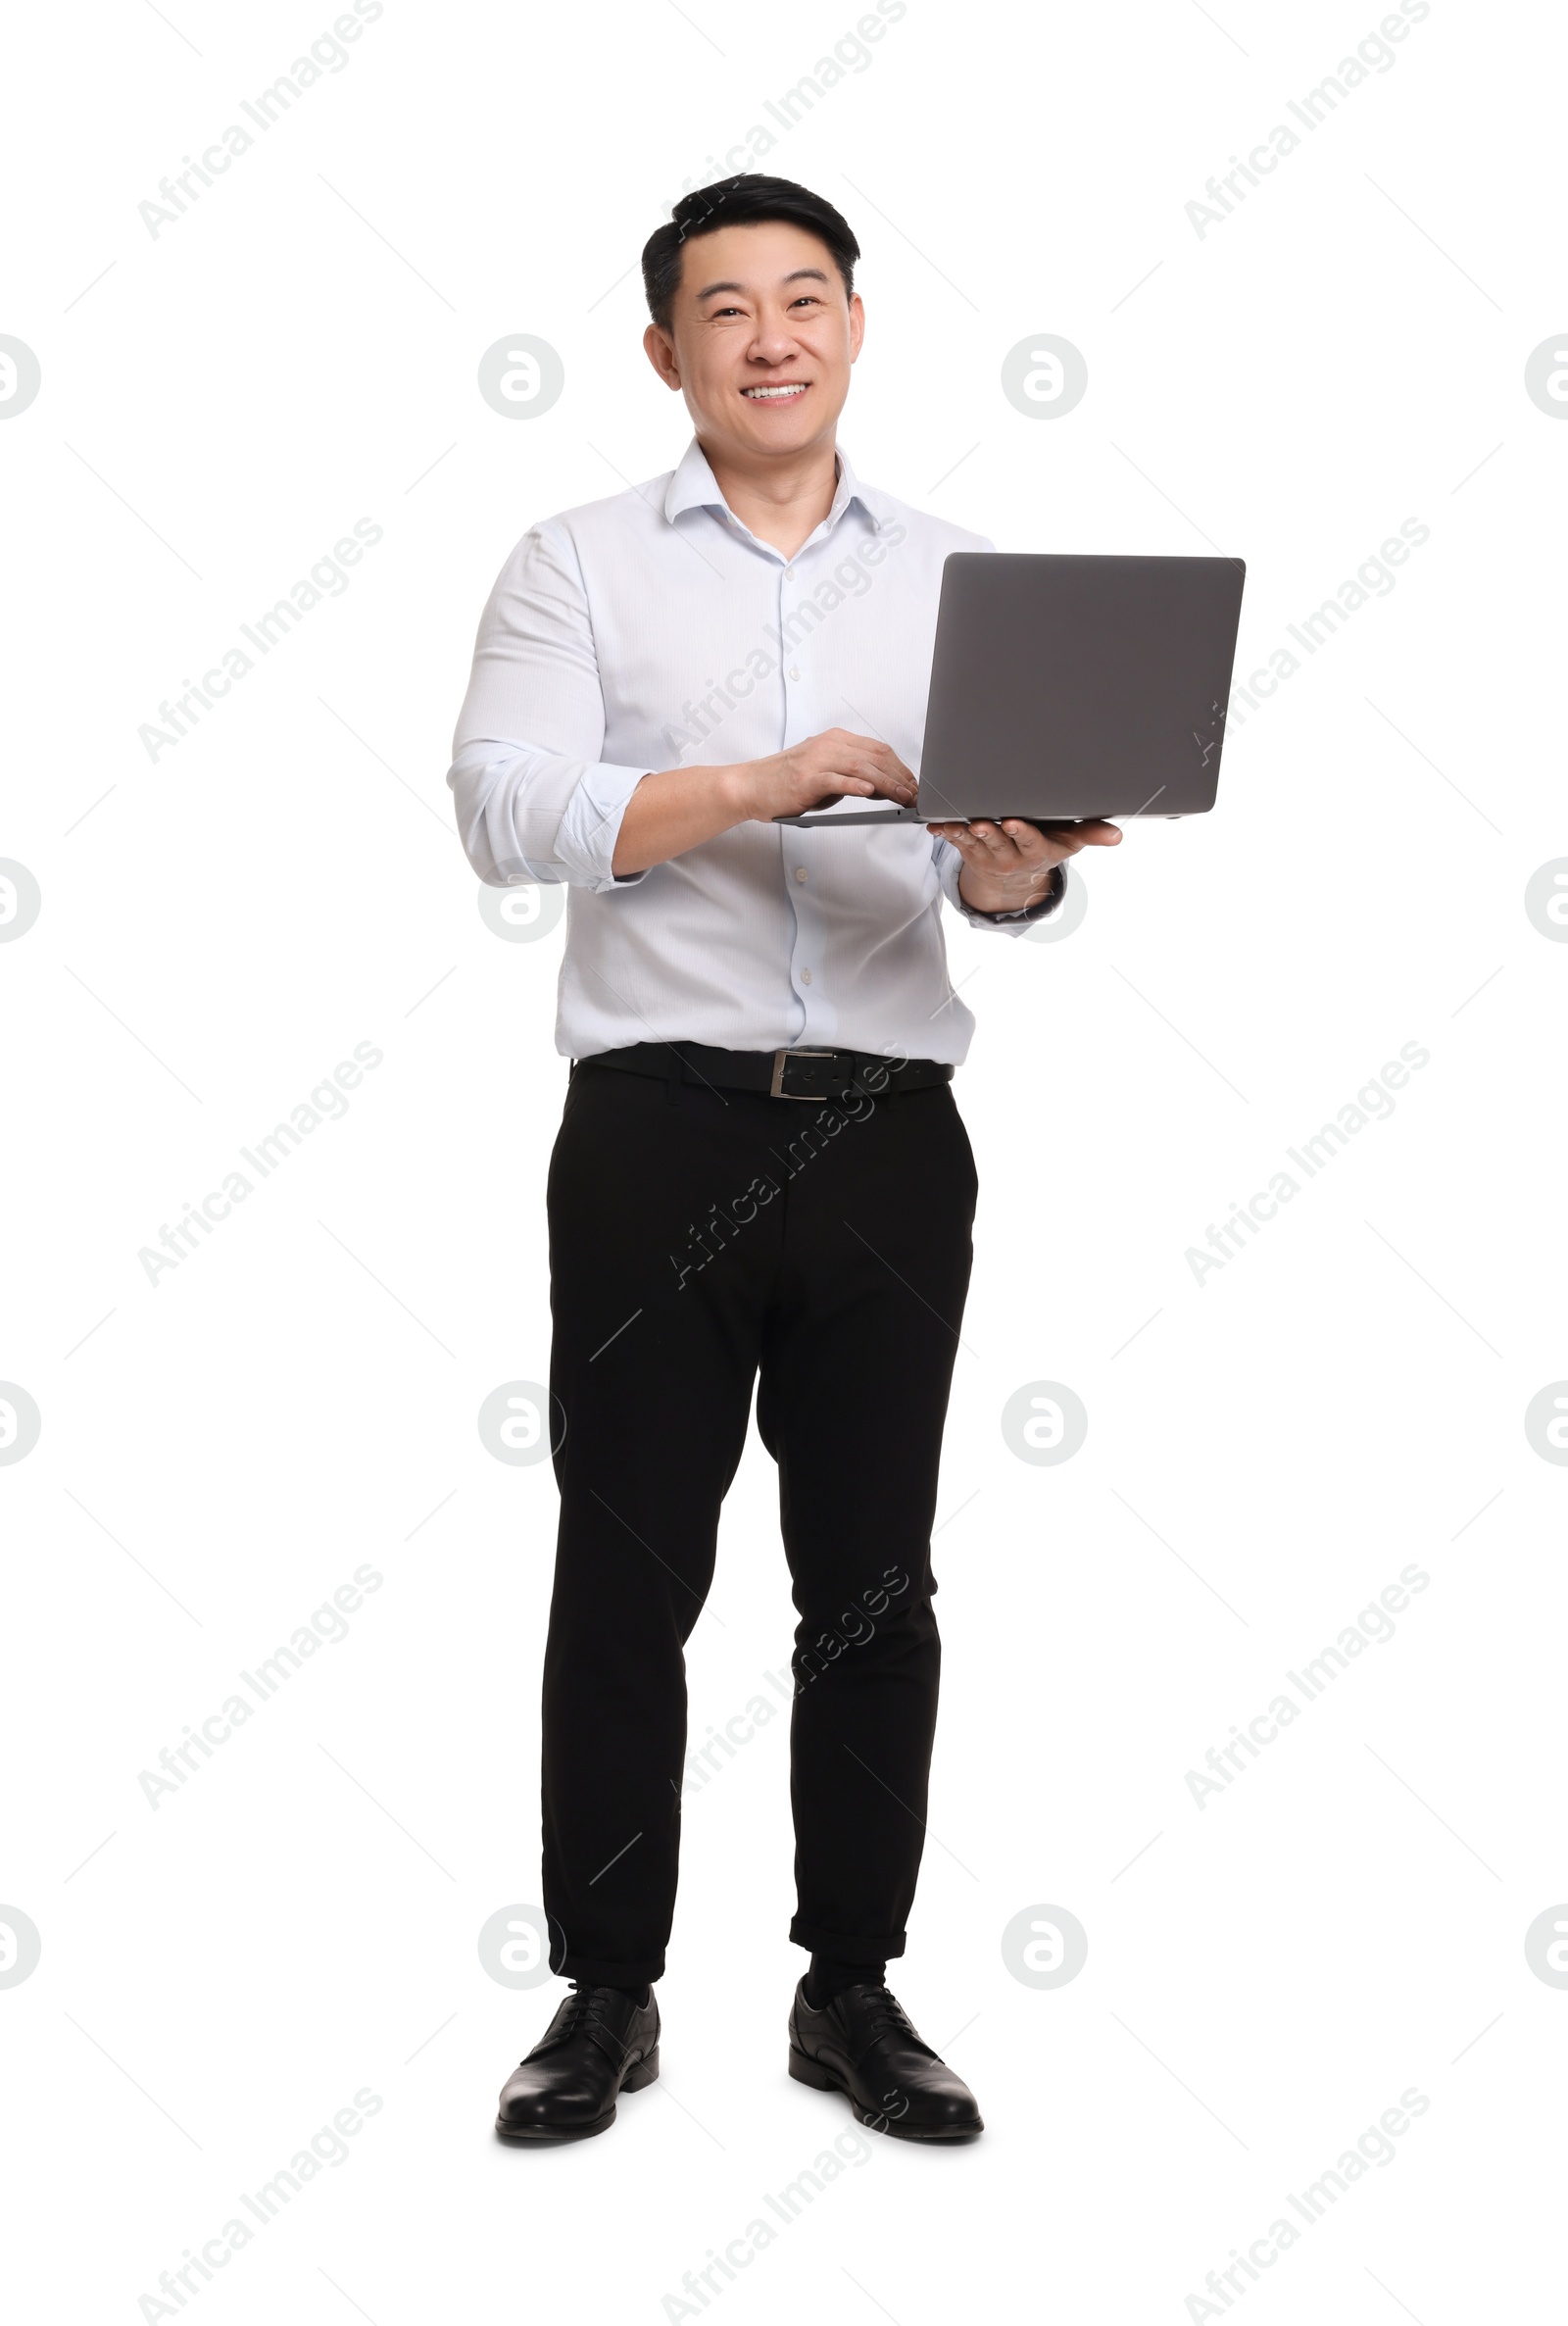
left=748, top=317, right=800, bottom=367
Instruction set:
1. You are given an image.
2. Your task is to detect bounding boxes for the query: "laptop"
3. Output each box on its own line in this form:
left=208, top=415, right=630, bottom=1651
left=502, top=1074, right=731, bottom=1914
left=775, top=551, right=1247, bottom=828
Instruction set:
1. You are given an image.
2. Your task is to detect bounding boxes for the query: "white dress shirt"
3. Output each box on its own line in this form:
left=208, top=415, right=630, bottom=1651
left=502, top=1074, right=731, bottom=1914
left=447, top=435, right=1061, bottom=1064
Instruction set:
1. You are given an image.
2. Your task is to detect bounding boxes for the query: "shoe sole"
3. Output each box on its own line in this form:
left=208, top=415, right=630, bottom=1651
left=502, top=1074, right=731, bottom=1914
left=788, top=2045, right=982, bottom=2142
left=494, top=2047, right=660, bottom=2143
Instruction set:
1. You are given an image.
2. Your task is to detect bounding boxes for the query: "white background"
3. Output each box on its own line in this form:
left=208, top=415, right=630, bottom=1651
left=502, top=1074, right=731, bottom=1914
left=4, top=1, right=1565, bottom=2319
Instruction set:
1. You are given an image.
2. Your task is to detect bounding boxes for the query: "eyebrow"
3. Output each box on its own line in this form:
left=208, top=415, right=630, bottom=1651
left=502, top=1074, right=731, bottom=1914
left=692, top=267, right=831, bottom=304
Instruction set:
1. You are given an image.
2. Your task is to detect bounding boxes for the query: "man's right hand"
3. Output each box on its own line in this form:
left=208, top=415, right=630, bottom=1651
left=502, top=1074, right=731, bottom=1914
left=727, top=728, right=917, bottom=822
left=612, top=730, right=917, bottom=876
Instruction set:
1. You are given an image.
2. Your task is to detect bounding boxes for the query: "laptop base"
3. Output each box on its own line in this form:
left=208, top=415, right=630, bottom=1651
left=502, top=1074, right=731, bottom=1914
left=771, top=811, right=1131, bottom=829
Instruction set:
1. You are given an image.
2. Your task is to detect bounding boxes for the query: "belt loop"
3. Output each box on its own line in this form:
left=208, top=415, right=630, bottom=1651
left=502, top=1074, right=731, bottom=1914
left=664, top=1044, right=682, bottom=1106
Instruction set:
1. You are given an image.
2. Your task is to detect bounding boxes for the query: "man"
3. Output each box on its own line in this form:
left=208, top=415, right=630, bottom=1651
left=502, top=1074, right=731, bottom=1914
left=448, top=173, right=1121, bottom=2145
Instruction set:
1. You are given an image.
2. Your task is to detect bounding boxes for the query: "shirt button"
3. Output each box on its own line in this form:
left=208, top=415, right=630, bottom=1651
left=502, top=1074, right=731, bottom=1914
left=801, top=968, right=813, bottom=984
left=789, top=666, right=802, bottom=681
left=794, top=866, right=808, bottom=882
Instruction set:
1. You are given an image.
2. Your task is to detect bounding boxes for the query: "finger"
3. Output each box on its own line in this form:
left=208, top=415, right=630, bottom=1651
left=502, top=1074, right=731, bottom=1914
left=824, top=733, right=916, bottom=790
left=966, top=820, right=1013, bottom=861
left=812, top=742, right=891, bottom=790
left=864, top=739, right=917, bottom=787
left=809, top=752, right=892, bottom=800
left=1036, top=819, right=1121, bottom=848
left=864, top=758, right=917, bottom=801
left=854, top=756, right=916, bottom=803
left=850, top=742, right=916, bottom=799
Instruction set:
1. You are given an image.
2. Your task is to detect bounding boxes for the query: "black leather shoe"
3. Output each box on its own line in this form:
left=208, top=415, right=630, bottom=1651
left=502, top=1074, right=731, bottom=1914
left=496, top=1984, right=660, bottom=2142
left=788, top=1979, right=983, bottom=2142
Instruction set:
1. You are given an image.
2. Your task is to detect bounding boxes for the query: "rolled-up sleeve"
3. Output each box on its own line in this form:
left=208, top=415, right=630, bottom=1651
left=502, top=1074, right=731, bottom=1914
left=932, top=836, right=1066, bottom=933
left=447, top=520, right=652, bottom=890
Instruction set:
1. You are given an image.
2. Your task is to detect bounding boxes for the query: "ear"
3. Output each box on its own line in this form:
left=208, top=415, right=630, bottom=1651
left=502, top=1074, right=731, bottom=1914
left=847, top=292, right=865, bottom=365
left=643, top=322, right=682, bottom=390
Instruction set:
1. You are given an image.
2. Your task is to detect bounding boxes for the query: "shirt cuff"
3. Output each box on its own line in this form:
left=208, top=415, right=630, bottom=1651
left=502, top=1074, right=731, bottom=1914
left=940, top=851, right=1066, bottom=931
left=551, top=765, right=654, bottom=891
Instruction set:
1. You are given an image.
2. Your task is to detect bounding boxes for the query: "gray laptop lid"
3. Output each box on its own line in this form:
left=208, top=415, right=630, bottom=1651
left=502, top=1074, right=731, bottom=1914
left=776, top=550, right=1246, bottom=827
left=916, top=552, right=1246, bottom=821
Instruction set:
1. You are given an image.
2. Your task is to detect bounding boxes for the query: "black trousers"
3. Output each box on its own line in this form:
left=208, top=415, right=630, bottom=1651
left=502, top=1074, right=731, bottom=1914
left=540, top=1059, right=978, bottom=1986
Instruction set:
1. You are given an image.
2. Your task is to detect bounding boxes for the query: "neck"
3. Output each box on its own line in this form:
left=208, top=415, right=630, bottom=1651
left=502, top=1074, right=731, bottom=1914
left=700, top=433, right=840, bottom=559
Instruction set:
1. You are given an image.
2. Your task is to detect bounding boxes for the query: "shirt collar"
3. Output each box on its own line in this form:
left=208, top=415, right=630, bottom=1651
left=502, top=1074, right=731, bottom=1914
left=662, top=433, right=891, bottom=539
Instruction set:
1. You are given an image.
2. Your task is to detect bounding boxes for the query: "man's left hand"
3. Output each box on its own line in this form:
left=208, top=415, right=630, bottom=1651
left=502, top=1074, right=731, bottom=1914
left=926, top=816, right=1123, bottom=916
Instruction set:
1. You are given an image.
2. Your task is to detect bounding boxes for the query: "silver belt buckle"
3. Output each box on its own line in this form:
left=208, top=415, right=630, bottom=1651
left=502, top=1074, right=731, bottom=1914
left=770, top=1047, right=834, bottom=1099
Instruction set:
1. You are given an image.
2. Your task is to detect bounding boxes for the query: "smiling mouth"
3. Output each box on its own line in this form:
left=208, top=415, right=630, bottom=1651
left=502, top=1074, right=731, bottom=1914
left=741, top=382, right=809, bottom=401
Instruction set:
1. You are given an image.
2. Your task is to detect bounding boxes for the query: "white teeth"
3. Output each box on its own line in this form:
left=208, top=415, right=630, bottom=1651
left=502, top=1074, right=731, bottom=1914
left=744, top=384, right=808, bottom=398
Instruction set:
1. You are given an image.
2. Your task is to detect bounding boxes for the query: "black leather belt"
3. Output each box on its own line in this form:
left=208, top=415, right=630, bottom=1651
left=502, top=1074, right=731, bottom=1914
left=572, top=1040, right=954, bottom=1102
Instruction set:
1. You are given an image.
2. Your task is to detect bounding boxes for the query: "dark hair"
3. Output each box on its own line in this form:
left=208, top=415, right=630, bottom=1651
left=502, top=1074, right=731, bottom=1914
left=641, top=174, right=859, bottom=333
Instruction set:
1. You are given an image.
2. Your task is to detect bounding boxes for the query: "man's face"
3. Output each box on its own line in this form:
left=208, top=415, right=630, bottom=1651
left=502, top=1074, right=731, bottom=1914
left=643, top=219, right=863, bottom=462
